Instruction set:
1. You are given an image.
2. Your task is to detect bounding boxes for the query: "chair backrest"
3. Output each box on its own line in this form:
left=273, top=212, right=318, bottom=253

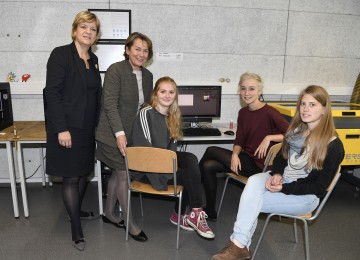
left=262, top=142, right=282, bottom=172
left=309, top=166, right=341, bottom=220
left=126, top=147, right=178, bottom=173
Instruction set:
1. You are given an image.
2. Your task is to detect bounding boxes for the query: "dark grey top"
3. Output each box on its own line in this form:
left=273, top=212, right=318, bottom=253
left=131, top=106, right=177, bottom=190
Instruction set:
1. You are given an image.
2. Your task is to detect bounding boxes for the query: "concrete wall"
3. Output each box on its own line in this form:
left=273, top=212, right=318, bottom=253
left=0, top=0, right=359, bottom=181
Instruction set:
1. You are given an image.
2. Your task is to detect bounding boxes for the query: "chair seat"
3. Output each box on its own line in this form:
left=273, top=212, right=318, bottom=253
left=297, top=213, right=312, bottom=219
left=227, top=172, right=248, bottom=184
left=131, top=181, right=183, bottom=195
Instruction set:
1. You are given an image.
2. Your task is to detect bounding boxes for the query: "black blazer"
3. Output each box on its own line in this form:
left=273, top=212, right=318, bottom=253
left=44, top=42, right=102, bottom=133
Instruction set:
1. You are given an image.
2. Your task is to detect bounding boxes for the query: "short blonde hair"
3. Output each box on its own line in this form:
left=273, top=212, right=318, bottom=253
left=71, top=11, right=100, bottom=41
left=238, top=72, right=264, bottom=91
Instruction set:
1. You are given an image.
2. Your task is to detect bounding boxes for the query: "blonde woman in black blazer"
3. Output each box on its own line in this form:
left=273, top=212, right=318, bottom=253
left=44, top=11, right=101, bottom=251
left=96, top=32, right=153, bottom=242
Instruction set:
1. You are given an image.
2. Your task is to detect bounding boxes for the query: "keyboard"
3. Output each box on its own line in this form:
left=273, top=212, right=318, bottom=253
left=182, top=127, right=222, bottom=137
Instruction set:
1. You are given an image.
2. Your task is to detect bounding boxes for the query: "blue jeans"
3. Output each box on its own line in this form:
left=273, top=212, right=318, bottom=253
left=230, top=172, right=319, bottom=247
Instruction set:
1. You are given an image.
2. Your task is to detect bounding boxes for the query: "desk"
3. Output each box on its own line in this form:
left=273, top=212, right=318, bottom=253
left=13, top=122, right=235, bottom=217
left=182, top=126, right=236, bottom=142
left=0, top=121, right=42, bottom=218
left=15, top=121, right=98, bottom=218
left=180, top=127, right=235, bottom=158
left=182, top=136, right=235, bottom=142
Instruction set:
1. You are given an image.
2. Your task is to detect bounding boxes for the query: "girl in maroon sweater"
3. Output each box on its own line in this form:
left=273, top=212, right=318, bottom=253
left=199, top=72, right=289, bottom=220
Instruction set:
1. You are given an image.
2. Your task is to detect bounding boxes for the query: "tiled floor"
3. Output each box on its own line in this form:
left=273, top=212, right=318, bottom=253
left=0, top=176, right=359, bottom=260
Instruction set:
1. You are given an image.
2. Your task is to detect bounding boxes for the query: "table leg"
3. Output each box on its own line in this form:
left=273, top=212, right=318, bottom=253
left=96, top=160, right=103, bottom=215
left=39, top=147, right=46, bottom=187
left=40, top=146, right=53, bottom=187
left=6, top=142, right=19, bottom=218
left=17, top=142, right=29, bottom=218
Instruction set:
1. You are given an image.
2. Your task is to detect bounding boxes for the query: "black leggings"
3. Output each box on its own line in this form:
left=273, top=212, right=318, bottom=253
left=199, top=146, right=261, bottom=214
left=62, top=175, right=89, bottom=241
left=173, top=151, right=203, bottom=214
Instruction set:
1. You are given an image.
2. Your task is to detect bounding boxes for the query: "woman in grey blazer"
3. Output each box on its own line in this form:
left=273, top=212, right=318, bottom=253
left=95, top=32, right=153, bottom=242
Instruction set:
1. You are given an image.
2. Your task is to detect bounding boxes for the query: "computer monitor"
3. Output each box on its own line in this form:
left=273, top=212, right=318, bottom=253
left=177, top=85, right=222, bottom=125
left=0, top=82, right=13, bottom=131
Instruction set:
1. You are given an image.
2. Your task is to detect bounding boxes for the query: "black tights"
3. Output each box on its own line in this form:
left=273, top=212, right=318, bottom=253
left=174, top=152, right=203, bottom=214
left=62, top=175, right=89, bottom=241
left=199, top=146, right=261, bottom=214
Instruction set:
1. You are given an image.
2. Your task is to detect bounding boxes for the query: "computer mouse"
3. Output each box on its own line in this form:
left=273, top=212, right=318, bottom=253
left=224, top=130, right=235, bottom=136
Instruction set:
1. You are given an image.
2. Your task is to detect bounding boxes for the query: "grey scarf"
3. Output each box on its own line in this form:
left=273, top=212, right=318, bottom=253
left=283, top=131, right=311, bottom=183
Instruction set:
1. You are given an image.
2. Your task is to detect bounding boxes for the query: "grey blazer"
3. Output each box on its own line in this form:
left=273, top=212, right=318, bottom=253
left=95, top=59, right=153, bottom=148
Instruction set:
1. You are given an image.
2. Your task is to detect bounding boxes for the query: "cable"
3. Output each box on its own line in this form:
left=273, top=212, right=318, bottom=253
left=25, top=155, right=46, bottom=180
left=260, top=94, right=265, bottom=102
left=25, top=164, right=42, bottom=180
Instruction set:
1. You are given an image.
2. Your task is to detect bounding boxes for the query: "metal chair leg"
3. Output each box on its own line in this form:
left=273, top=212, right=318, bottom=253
left=126, top=189, right=131, bottom=241
left=176, top=192, right=182, bottom=250
left=302, top=220, right=310, bottom=260
left=217, top=176, right=230, bottom=218
left=293, top=219, right=298, bottom=243
left=252, top=214, right=274, bottom=259
left=139, top=193, right=144, bottom=216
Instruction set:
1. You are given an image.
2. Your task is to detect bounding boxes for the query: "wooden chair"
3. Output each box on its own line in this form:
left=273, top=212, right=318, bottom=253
left=217, top=142, right=282, bottom=218
left=252, top=166, right=342, bottom=260
left=125, top=147, right=183, bottom=249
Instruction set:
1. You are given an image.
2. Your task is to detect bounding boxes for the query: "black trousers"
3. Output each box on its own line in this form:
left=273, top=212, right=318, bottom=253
left=199, top=146, right=262, bottom=214
left=173, top=151, right=203, bottom=214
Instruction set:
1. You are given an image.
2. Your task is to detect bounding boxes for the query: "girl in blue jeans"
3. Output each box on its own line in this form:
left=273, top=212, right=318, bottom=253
left=212, top=85, right=345, bottom=260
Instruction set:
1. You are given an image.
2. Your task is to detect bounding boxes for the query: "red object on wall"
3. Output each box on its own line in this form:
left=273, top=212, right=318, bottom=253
left=22, top=74, right=31, bottom=82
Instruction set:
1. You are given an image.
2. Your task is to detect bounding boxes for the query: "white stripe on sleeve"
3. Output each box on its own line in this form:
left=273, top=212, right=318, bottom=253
left=139, top=107, right=152, bottom=144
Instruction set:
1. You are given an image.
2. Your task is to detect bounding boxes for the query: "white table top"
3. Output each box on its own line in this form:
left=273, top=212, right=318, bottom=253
left=181, top=126, right=236, bottom=142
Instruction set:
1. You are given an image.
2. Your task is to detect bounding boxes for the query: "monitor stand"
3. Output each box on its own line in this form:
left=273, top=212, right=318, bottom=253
left=182, top=122, right=190, bottom=129
left=181, top=117, right=212, bottom=129
left=182, top=121, right=213, bottom=129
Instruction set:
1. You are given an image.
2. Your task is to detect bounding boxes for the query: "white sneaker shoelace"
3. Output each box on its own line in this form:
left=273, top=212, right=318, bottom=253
left=197, top=211, right=212, bottom=232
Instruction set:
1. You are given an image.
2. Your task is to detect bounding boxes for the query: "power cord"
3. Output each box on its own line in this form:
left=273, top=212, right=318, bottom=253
left=25, top=155, right=46, bottom=180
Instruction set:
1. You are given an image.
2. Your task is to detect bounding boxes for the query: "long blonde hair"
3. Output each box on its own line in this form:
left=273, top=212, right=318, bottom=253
left=149, top=76, right=182, bottom=140
left=282, top=85, right=337, bottom=170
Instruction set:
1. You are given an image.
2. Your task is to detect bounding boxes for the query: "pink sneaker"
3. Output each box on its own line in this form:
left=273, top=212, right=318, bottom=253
left=187, top=208, right=215, bottom=239
left=169, top=210, right=194, bottom=231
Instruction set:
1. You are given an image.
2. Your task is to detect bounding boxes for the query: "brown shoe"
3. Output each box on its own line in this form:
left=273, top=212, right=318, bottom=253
left=212, top=241, right=250, bottom=260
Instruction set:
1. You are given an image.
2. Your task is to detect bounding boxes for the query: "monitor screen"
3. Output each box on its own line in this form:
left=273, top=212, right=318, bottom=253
left=91, top=43, right=125, bottom=73
left=0, top=82, right=13, bottom=131
left=177, top=85, right=222, bottom=123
